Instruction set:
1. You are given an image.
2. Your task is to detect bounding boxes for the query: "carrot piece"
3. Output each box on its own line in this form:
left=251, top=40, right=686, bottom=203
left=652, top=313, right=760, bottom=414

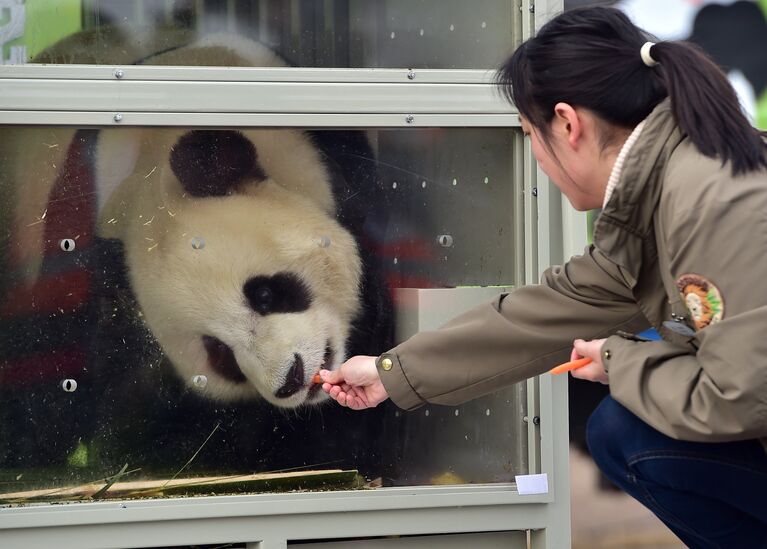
left=312, top=374, right=322, bottom=384
left=549, top=357, right=592, bottom=375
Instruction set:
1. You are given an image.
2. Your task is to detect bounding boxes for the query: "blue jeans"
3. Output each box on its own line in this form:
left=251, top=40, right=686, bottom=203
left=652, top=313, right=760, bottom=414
left=587, top=396, right=767, bottom=548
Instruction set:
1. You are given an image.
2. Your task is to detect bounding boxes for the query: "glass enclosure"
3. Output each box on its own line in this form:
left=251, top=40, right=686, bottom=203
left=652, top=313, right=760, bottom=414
left=2, top=0, right=517, bottom=69
left=0, top=124, right=526, bottom=504
left=0, top=1, right=576, bottom=547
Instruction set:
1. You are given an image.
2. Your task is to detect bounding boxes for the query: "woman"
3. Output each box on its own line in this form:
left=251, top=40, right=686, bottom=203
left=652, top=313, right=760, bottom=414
left=320, top=7, right=767, bottom=548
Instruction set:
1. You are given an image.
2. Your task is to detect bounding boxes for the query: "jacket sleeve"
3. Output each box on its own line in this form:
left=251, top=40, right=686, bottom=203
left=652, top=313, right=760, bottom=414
left=603, top=167, right=767, bottom=442
left=379, top=245, right=648, bottom=410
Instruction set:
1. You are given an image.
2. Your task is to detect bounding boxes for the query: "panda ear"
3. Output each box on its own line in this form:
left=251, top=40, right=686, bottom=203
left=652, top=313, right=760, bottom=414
left=169, top=130, right=268, bottom=197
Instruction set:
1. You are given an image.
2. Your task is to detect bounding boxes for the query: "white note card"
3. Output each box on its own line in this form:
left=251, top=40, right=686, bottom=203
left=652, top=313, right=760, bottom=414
left=515, top=473, right=549, bottom=495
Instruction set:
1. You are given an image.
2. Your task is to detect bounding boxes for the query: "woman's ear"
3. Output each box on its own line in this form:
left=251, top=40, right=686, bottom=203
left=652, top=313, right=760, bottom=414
left=553, top=102, right=582, bottom=149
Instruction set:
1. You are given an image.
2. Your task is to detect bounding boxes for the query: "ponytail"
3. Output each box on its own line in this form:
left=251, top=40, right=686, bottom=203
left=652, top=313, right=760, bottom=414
left=649, top=41, right=767, bottom=175
left=497, top=7, right=767, bottom=176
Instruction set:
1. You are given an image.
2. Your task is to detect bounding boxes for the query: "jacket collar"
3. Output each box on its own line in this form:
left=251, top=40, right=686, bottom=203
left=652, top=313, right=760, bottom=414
left=592, top=99, right=685, bottom=282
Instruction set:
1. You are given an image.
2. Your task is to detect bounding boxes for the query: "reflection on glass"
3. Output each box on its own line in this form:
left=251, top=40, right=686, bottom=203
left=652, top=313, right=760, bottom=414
left=0, top=123, right=526, bottom=503
left=2, top=0, right=514, bottom=69
left=0, top=0, right=531, bottom=507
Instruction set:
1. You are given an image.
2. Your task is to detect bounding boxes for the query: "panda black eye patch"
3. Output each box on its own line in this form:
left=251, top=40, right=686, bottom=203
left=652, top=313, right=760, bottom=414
left=243, top=273, right=312, bottom=315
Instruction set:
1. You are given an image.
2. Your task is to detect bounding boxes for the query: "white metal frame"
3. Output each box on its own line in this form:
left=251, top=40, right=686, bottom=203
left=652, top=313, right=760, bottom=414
left=0, top=1, right=577, bottom=547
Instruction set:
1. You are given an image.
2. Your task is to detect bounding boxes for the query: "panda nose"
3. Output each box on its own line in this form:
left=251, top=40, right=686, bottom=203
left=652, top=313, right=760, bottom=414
left=275, top=353, right=305, bottom=399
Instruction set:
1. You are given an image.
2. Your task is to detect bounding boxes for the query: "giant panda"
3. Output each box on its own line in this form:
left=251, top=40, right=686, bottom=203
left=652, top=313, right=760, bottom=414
left=96, top=127, right=363, bottom=407
left=0, top=28, right=394, bottom=479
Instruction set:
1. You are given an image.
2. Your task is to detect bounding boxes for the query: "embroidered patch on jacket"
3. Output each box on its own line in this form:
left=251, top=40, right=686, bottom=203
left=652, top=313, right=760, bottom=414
left=676, top=274, right=724, bottom=330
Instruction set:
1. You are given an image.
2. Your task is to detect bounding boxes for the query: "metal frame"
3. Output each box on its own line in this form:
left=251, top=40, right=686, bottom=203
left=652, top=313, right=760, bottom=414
left=0, top=0, right=575, bottom=547
left=0, top=372, right=569, bottom=549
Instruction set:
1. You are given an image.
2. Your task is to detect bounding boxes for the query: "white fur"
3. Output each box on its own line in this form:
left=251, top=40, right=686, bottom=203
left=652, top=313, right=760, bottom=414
left=95, top=129, right=142, bottom=213
left=193, top=32, right=288, bottom=69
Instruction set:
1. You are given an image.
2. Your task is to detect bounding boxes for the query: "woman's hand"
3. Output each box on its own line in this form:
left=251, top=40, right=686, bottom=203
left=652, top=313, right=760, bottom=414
left=319, top=355, right=389, bottom=410
left=570, top=338, right=609, bottom=384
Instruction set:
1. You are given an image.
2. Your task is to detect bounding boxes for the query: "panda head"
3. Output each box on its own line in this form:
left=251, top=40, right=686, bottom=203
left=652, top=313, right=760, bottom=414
left=102, top=128, right=362, bottom=408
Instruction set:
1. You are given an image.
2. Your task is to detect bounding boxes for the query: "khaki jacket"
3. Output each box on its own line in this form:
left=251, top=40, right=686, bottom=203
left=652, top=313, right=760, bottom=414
left=377, top=100, right=767, bottom=453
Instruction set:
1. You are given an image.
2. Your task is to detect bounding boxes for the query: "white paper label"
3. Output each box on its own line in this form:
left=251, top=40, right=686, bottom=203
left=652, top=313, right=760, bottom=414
left=515, top=473, right=549, bottom=495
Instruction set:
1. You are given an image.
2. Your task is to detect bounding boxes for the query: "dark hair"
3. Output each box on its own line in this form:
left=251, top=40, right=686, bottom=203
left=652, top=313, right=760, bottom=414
left=496, top=6, right=767, bottom=175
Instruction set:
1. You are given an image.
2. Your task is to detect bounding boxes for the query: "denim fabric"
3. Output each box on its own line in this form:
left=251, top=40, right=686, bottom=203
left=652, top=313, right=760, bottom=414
left=587, top=395, right=767, bottom=549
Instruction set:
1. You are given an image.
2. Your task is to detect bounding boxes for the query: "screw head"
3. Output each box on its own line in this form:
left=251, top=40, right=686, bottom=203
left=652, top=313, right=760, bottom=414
left=61, top=379, right=78, bottom=393
left=405, top=115, right=414, bottom=124
left=407, top=70, right=416, bottom=80
left=437, top=234, right=454, bottom=248
left=59, top=238, right=76, bottom=252
left=113, top=113, right=123, bottom=123
left=114, top=69, right=124, bottom=79
left=531, top=187, right=538, bottom=197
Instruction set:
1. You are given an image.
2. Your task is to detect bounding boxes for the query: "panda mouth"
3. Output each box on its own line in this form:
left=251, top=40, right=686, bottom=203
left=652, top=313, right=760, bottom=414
left=277, top=343, right=334, bottom=400
left=202, top=335, right=247, bottom=384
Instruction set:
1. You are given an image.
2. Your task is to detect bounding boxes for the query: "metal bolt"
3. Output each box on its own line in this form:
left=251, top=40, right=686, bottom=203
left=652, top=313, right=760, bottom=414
left=407, top=70, right=416, bottom=80
left=191, top=236, right=205, bottom=250
left=59, top=238, right=76, bottom=252
left=113, top=113, right=123, bottom=123
left=436, top=234, right=454, bottom=248
left=61, top=379, right=78, bottom=393
left=114, top=69, right=124, bottom=79
left=532, top=416, right=540, bottom=425
left=405, top=115, right=414, bottom=124
left=523, top=415, right=529, bottom=423
left=531, top=187, right=538, bottom=197
left=529, top=3, right=535, bottom=13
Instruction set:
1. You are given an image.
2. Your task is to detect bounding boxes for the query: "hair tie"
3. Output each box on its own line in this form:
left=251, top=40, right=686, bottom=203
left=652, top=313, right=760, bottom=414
left=640, top=42, right=658, bottom=67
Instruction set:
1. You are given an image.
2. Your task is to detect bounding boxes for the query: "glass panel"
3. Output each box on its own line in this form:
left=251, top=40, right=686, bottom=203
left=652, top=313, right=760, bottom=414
left=2, top=0, right=515, bottom=69
left=0, top=125, right=525, bottom=504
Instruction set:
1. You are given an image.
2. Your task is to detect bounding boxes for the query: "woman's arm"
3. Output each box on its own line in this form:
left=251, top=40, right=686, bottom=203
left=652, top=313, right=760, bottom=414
left=377, top=244, right=647, bottom=410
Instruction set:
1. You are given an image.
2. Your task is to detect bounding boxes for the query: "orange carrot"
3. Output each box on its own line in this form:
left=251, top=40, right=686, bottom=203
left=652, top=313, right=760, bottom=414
left=312, top=374, right=322, bottom=384
left=549, top=357, right=592, bottom=375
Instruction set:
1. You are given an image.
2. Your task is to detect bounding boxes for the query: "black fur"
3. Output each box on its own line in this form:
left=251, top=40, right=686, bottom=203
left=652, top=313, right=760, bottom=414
left=170, top=130, right=267, bottom=197
left=243, top=273, right=313, bottom=315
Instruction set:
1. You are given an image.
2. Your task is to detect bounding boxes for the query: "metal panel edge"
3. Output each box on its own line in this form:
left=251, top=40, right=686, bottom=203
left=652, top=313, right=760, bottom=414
left=0, top=111, right=520, bottom=127
left=0, top=65, right=499, bottom=84
left=0, top=80, right=513, bottom=115
left=1, top=504, right=548, bottom=549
